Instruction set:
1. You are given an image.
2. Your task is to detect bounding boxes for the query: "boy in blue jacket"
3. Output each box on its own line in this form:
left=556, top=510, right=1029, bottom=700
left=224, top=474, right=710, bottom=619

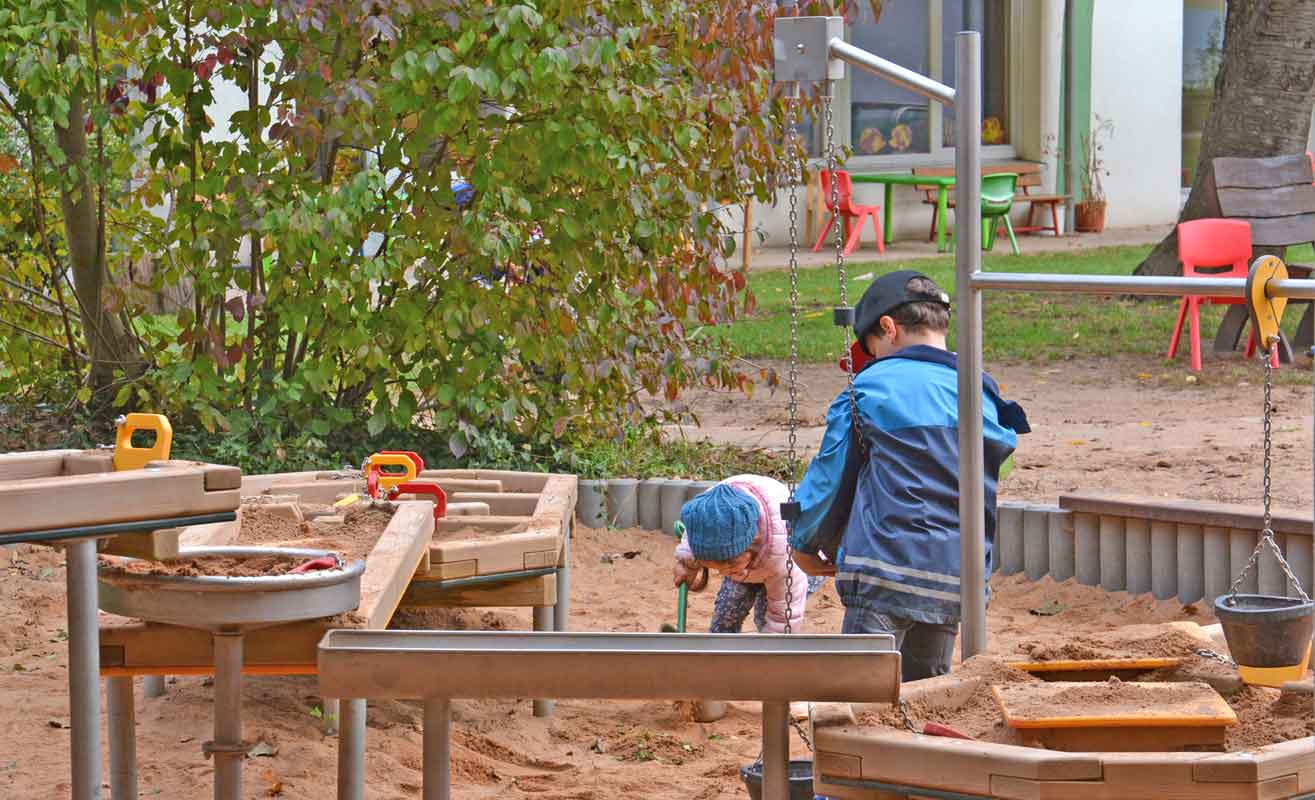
left=790, top=270, right=1029, bottom=681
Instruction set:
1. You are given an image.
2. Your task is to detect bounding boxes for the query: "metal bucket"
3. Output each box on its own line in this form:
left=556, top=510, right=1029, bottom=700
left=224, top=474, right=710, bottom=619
left=1214, top=593, right=1314, bottom=687
left=739, top=759, right=815, bottom=800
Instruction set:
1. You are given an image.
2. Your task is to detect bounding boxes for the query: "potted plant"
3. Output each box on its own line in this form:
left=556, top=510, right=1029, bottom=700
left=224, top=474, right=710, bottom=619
left=1075, top=115, right=1114, bottom=233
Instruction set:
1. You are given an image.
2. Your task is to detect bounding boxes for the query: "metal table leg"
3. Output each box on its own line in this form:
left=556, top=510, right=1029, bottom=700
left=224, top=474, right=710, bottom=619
left=322, top=697, right=340, bottom=735
left=65, top=538, right=102, bottom=800
left=142, top=675, right=165, bottom=698
left=532, top=606, right=555, bottom=717
left=761, top=701, right=790, bottom=800
left=107, top=676, right=137, bottom=799
left=337, top=699, right=366, bottom=800
left=422, top=699, right=451, bottom=800
left=553, top=519, right=571, bottom=634
left=210, top=633, right=246, bottom=800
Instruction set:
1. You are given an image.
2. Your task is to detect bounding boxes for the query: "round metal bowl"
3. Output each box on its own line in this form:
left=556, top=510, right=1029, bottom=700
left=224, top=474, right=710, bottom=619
left=98, top=546, right=365, bottom=631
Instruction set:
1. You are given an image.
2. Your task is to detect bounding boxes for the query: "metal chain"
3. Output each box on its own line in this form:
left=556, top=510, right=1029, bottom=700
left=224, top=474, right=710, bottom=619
left=790, top=716, right=814, bottom=752
left=1195, top=648, right=1238, bottom=668
left=1226, top=342, right=1311, bottom=603
left=780, top=94, right=804, bottom=637
left=823, top=87, right=867, bottom=459
left=896, top=700, right=917, bottom=733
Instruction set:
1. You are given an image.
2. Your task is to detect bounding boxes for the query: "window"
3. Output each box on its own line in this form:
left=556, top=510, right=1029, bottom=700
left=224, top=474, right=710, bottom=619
left=830, top=0, right=1013, bottom=162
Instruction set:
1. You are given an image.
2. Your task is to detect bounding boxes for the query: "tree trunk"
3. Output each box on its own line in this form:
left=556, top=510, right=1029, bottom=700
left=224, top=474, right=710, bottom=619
left=1135, top=0, right=1315, bottom=276
left=52, top=48, right=141, bottom=391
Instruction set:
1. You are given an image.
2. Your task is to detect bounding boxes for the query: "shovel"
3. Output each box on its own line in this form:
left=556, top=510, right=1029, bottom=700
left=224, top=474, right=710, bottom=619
left=661, top=576, right=727, bottom=722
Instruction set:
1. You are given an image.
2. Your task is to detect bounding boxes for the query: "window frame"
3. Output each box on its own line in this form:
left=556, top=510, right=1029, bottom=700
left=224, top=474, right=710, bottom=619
left=816, top=0, right=1019, bottom=168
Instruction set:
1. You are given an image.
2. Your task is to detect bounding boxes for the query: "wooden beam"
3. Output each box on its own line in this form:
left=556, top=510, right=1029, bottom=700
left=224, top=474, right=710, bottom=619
left=0, top=464, right=240, bottom=534
left=421, top=469, right=553, bottom=493
left=400, top=574, right=556, bottom=608
left=1216, top=184, right=1315, bottom=218
left=435, top=515, right=530, bottom=533
left=356, top=502, right=434, bottom=630
left=1212, top=154, right=1312, bottom=189
left=444, top=502, right=491, bottom=517
left=448, top=492, right=537, bottom=516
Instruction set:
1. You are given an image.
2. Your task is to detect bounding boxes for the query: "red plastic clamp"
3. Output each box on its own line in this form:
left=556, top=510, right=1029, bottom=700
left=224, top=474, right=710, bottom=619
left=387, top=480, right=448, bottom=522
left=380, top=450, right=426, bottom=472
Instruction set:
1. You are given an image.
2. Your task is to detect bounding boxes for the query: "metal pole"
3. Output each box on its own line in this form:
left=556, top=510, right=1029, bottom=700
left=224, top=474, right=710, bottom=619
left=761, top=701, right=790, bottom=800
left=955, top=30, right=987, bottom=659
left=422, top=699, right=451, bottom=800
left=337, top=699, right=366, bottom=800
left=322, top=697, right=340, bottom=736
left=553, top=518, right=571, bottom=636
left=971, top=272, right=1315, bottom=298
left=828, top=39, right=956, bottom=106
left=65, top=538, right=102, bottom=800
left=142, top=675, right=165, bottom=698
left=532, top=605, right=555, bottom=717
left=107, top=676, right=137, bottom=800
left=211, top=633, right=244, bottom=800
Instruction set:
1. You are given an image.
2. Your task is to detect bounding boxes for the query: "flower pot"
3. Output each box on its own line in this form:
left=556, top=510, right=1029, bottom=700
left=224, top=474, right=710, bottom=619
left=1074, top=201, right=1107, bottom=233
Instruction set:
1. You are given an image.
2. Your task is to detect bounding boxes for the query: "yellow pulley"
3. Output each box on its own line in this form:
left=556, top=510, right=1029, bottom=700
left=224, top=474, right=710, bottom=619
left=1245, top=254, right=1289, bottom=351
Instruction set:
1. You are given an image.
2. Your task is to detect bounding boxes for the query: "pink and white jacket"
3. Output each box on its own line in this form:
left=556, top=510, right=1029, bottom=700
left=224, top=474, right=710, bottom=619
left=675, top=474, right=810, bottom=634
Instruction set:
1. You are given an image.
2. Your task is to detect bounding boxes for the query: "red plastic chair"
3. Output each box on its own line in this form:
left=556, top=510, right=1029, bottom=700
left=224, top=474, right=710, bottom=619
left=1168, top=219, right=1275, bottom=371
left=812, top=170, right=884, bottom=256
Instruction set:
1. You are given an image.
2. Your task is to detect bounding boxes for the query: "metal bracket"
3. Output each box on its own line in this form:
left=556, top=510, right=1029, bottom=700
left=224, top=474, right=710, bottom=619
left=773, top=16, right=844, bottom=83
left=1247, top=255, right=1289, bottom=350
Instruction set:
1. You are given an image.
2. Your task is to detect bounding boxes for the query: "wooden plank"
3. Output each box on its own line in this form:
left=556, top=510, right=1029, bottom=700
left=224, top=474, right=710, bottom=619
left=0, top=450, right=78, bottom=482
left=423, top=479, right=504, bottom=494
left=990, top=773, right=1299, bottom=800
left=422, top=469, right=553, bottom=493
left=1213, top=154, right=1312, bottom=190
left=0, top=465, right=240, bottom=533
left=357, top=502, right=434, bottom=630
left=1217, top=184, right=1315, bottom=218
left=1246, top=213, right=1315, bottom=248
left=240, top=470, right=322, bottom=496
left=99, top=530, right=181, bottom=560
left=1021, top=725, right=1226, bottom=752
left=1059, top=493, right=1312, bottom=538
left=443, top=502, right=491, bottom=517
left=994, top=682, right=1236, bottom=729
left=61, top=451, right=115, bottom=475
left=449, top=492, right=538, bottom=516
left=251, top=480, right=351, bottom=504
left=427, top=530, right=561, bottom=577
left=1195, top=738, right=1315, bottom=782
left=400, top=573, right=556, bottom=608
left=435, top=516, right=530, bottom=533
left=812, top=728, right=1103, bottom=796
left=99, top=617, right=326, bottom=671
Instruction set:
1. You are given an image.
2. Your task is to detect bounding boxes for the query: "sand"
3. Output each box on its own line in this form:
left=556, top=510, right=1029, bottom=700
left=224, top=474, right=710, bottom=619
left=235, top=502, right=395, bottom=562
left=0, top=525, right=1308, bottom=798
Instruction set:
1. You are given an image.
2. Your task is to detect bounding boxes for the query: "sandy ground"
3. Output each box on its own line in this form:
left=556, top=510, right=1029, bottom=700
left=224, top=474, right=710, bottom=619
left=0, top=525, right=1221, bottom=800
left=668, top=355, right=1315, bottom=511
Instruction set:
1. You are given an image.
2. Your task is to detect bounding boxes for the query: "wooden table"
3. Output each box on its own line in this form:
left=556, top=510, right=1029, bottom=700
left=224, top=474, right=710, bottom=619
left=851, top=172, right=957, bottom=252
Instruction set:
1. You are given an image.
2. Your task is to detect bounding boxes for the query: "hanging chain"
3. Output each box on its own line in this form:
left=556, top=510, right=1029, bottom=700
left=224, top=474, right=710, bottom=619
left=823, top=87, right=867, bottom=459
left=1227, top=341, right=1311, bottom=603
left=1195, top=648, right=1238, bottom=668
left=780, top=92, right=805, bottom=637
left=896, top=700, right=917, bottom=733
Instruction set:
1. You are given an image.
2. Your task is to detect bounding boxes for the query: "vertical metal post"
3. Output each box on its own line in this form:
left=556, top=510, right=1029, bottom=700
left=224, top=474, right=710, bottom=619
left=142, top=675, right=165, bottom=698
left=955, top=30, right=988, bottom=659
left=422, top=699, right=451, bottom=800
left=337, top=699, right=366, bottom=800
left=553, top=518, right=571, bottom=634
left=211, top=633, right=244, bottom=800
left=532, top=605, right=555, bottom=717
left=107, top=676, right=137, bottom=800
left=761, top=701, right=790, bottom=800
left=65, top=538, right=102, bottom=800
left=322, top=697, right=340, bottom=736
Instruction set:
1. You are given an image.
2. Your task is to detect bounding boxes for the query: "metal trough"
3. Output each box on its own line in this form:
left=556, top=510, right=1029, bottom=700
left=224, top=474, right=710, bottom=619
left=100, top=547, right=364, bottom=800
left=318, top=630, right=900, bottom=800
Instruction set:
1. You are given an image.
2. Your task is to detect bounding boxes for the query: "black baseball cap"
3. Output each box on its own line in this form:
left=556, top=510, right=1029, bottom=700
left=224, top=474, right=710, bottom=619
left=853, top=270, right=952, bottom=355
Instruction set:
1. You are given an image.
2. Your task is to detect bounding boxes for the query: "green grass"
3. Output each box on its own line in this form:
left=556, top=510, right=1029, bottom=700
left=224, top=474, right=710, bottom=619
left=722, top=244, right=1313, bottom=365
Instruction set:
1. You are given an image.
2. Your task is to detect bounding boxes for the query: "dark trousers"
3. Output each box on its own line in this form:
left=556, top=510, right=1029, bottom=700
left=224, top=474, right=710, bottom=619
left=840, top=607, right=958, bottom=682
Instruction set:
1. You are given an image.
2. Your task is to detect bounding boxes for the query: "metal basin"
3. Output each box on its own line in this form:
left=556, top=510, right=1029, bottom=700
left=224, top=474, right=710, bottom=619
left=99, top=546, right=365, bottom=631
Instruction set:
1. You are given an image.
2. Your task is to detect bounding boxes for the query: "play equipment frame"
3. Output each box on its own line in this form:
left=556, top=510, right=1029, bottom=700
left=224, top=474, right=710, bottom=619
left=773, top=17, right=1315, bottom=659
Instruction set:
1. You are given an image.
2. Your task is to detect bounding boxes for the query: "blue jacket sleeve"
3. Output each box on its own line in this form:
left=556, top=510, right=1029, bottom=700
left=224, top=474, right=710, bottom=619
left=790, top=390, right=862, bottom=555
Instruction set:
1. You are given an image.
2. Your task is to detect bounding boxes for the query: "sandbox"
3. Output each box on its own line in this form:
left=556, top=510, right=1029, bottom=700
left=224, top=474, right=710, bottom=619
left=811, top=623, right=1315, bottom=800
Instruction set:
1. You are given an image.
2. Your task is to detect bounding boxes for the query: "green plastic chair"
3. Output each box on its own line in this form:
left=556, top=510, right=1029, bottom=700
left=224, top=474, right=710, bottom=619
left=948, top=172, right=1021, bottom=256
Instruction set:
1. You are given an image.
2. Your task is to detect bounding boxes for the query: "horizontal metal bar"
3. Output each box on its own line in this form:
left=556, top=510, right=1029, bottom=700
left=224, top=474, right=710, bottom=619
left=0, top=511, right=238, bottom=547
left=318, top=631, right=900, bottom=703
left=969, top=272, right=1315, bottom=299
left=828, top=38, right=956, bottom=106
left=821, top=776, right=992, bottom=800
left=413, top=567, right=555, bottom=592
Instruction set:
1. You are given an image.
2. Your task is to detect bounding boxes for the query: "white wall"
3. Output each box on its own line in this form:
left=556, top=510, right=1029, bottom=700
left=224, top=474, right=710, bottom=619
left=1090, top=1, right=1183, bottom=228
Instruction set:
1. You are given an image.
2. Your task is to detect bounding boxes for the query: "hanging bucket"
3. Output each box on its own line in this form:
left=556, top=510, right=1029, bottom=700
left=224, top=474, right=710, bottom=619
left=1214, top=594, right=1314, bottom=688
left=739, top=759, right=816, bottom=800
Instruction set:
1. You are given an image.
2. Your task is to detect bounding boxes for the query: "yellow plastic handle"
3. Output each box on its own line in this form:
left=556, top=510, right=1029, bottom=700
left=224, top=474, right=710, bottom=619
left=367, top=452, right=417, bottom=492
left=113, top=413, right=174, bottom=471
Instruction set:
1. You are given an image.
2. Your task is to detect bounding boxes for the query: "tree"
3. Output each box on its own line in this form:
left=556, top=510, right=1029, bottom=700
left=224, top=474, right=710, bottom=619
left=0, top=0, right=811, bottom=463
left=1135, top=0, right=1315, bottom=276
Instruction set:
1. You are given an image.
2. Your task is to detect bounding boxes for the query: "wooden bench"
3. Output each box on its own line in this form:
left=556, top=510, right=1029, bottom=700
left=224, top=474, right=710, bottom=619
left=1200, top=153, right=1315, bottom=361
left=912, top=161, right=1066, bottom=239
